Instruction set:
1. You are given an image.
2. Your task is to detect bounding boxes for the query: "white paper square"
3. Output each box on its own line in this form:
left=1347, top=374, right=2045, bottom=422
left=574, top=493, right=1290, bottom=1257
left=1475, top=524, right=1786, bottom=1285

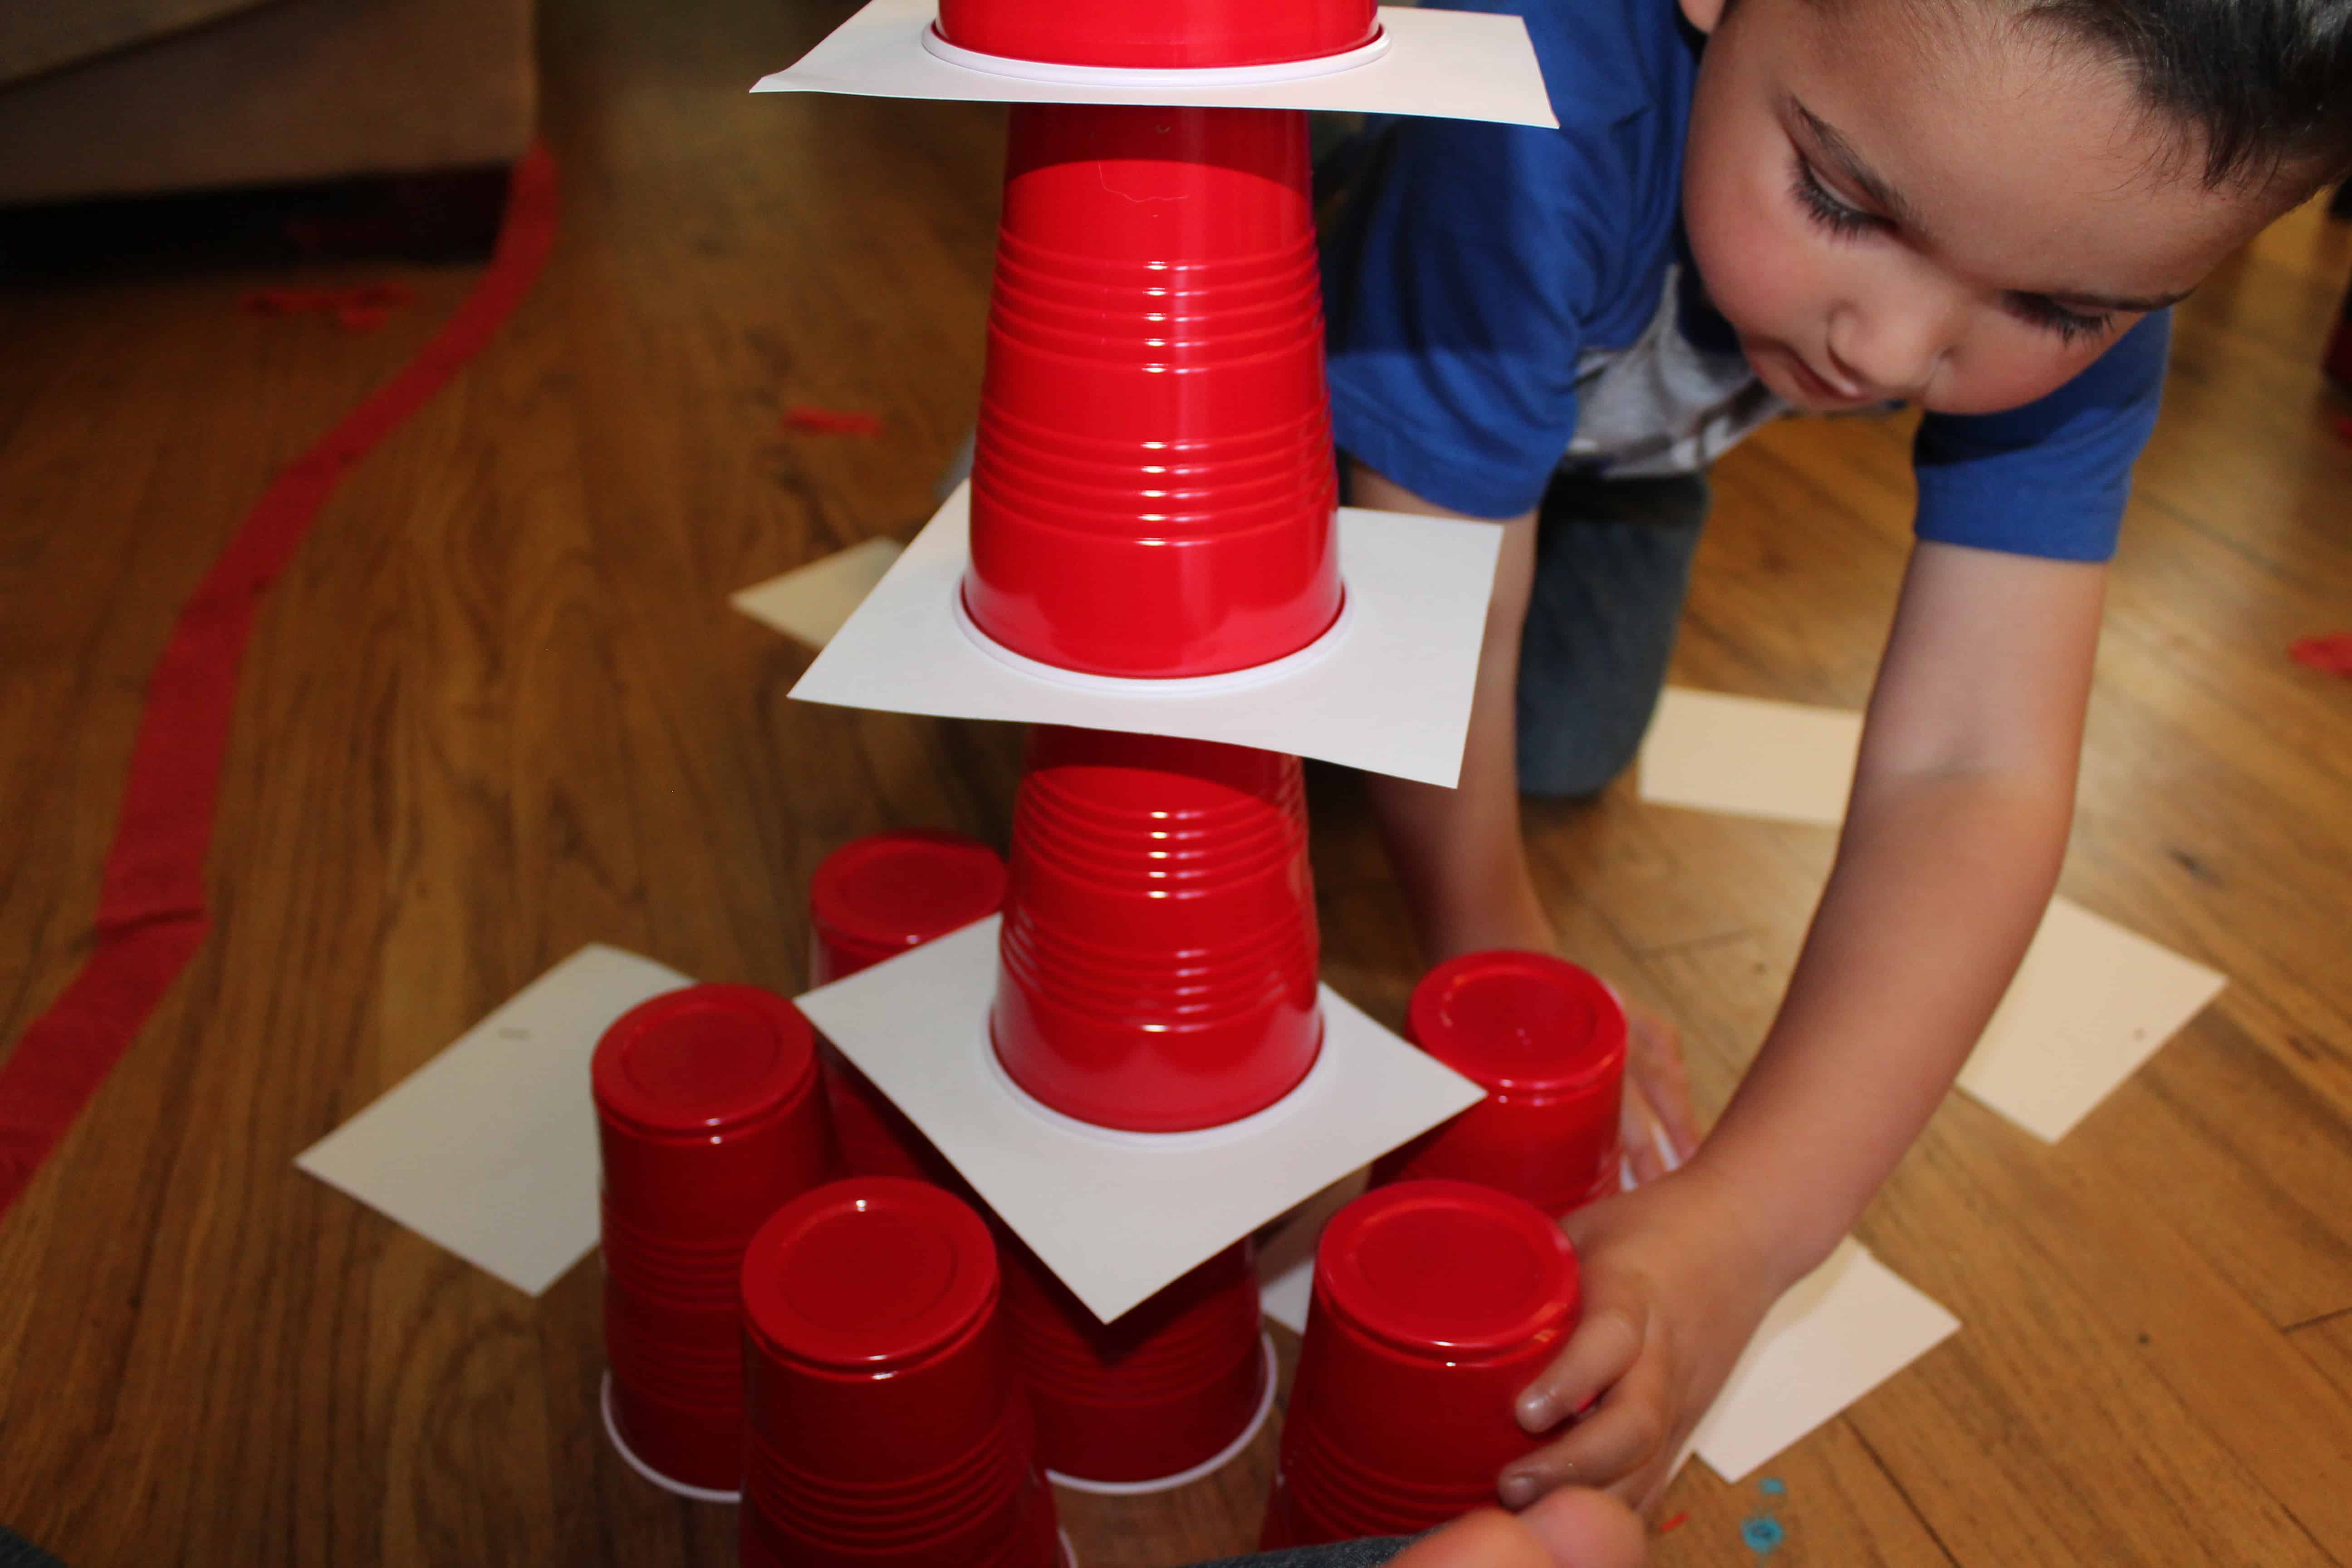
left=783, top=485, right=1501, bottom=788
left=1636, top=688, right=1863, bottom=827
left=794, top=917, right=1485, bottom=1321
left=753, top=0, right=1558, bottom=128
left=295, top=945, right=692, bottom=1296
left=1254, top=1167, right=1371, bottom=1333
left=1685, top=1239, right=1960, bottom=1482
left=1957, top=896, right=2226, bottom=1142
left=733, top=538, right=906, bottom=650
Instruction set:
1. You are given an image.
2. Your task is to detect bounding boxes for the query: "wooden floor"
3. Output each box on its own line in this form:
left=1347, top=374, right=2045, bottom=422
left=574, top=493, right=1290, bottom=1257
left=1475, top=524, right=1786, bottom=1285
left=3, top=0, right=2349, bottom=1562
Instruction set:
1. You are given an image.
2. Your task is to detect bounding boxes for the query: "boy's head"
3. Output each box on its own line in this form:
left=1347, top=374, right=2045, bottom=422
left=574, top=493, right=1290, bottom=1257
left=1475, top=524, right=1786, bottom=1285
left=1676, top=0, right=2351, bottom=413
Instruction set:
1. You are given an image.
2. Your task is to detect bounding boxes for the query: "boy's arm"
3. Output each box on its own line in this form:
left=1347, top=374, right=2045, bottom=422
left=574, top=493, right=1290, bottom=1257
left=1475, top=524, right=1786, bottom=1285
left=1503, top=539, right=2107, bottom=1507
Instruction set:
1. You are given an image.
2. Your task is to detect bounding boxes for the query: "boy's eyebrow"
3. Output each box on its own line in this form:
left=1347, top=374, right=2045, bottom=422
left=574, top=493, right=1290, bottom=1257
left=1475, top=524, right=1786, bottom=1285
left=1794, top=102, right=1923, bottom=232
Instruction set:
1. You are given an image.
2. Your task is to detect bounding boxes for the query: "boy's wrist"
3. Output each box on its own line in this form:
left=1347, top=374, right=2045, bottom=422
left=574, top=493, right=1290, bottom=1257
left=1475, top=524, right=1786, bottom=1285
left=1677, top=1137, right=1850, bottom=1295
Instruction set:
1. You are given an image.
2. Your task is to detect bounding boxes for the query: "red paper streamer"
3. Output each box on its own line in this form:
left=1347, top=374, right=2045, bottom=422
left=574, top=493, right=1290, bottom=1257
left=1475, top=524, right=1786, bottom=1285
left=1658, top=1511, right=1690, bottom=1535
left=2289, top=632, right=2352, bottom=677
left=783, top=405, right=884, bottom=436
left=0, top=145, right=560, bottom=1223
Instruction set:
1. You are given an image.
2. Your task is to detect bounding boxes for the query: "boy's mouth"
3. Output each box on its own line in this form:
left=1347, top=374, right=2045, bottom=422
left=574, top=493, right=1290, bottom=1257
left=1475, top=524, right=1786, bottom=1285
left=1738, top=333, right=1882, bottom=409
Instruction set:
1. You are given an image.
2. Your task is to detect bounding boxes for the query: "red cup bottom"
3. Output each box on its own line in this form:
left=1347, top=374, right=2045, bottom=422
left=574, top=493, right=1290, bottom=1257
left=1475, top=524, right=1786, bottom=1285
left=604, top=1370, right=741, bottom=1496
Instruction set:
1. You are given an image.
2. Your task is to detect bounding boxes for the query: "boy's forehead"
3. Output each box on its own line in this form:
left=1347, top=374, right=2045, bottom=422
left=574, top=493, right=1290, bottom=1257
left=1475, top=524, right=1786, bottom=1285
left=1760, top=0, right=2266, bottom=294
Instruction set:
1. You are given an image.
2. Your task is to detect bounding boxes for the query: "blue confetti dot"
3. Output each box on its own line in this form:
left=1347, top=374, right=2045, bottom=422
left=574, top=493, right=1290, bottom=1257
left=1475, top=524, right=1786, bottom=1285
left=1743, top=1516, right=1787, bottom=1554
left=1758, top=1476, right=1787, bottom=1496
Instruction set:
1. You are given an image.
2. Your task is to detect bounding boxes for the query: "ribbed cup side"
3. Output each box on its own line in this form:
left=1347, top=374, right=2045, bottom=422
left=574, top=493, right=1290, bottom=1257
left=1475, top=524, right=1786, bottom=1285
left=964, top=104, right=1342, bottom=677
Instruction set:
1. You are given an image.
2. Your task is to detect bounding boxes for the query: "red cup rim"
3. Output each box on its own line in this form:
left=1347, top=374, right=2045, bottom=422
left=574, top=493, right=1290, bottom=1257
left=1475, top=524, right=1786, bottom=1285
left=810, top=829, right=1008, bottom=956
left=592, top=985, right=817, bottom=1138
left=1315, top=1180, right=1578, bottom=1357
left=1407, top=951, right=1627, bottom=1094
left=742, top=1179, right=999, bottom=1371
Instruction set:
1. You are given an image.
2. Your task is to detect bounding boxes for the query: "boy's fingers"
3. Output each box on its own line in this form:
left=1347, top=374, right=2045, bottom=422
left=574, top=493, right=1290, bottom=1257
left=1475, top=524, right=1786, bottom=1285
left=1623, top=1005, right=1700, bottom=1158
left=1501, top=1352, right=1671, bottom=1504
left=1516, top=1307, right=1643, bottom=1432
left=1620, top=1090, right=1670, bottom=1185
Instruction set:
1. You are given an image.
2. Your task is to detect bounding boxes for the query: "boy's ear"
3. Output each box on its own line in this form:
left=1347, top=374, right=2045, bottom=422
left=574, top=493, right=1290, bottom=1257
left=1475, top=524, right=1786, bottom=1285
left=1679, top=0, right=1730, bottom=34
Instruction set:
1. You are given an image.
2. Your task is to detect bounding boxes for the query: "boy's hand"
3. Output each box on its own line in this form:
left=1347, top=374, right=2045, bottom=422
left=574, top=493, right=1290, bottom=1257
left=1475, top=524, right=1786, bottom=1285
left=1496, top=1166, right=1788, bottom=1512
left=1617, top=995, right=1698, bottom=1184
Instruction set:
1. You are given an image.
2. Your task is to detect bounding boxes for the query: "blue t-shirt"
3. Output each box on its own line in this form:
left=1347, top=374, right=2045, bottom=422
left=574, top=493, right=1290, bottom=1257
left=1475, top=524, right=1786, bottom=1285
left=1320, top=0, right=2169, bottom=560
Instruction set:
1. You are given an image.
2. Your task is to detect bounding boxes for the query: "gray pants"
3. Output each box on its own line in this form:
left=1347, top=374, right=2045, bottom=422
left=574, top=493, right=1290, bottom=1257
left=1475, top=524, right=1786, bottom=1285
left=1190, top=1539, right=1420, bottom=1567
left=1514, top=467, right=1710, bottom=799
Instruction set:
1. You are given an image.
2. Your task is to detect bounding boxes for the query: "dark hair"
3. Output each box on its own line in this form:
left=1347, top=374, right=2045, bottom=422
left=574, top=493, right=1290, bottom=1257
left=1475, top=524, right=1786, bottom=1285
left=2018, top=0, right=2352, bottom=188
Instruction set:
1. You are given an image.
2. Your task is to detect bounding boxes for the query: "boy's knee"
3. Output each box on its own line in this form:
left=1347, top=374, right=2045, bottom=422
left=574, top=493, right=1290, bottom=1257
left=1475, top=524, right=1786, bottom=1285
left=1515, top=708, right=1652, bottom=800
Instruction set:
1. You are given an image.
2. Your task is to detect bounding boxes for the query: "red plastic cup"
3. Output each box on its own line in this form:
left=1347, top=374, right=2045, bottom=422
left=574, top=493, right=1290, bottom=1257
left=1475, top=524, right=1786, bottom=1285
left=1000, top=1237, right=1267, bottom=1484
left=807, top=829, right=1008, bottom=1186
left=962, top=104, right=1343, bottom=678
left=592, top=985, right=830, bottom=1493
left=935, top=0, right=1378, bottom=69
left=991, top=725, right=1322, bottom=1132
left=740, top=1180, right=1060, bottom=1567
left=1372, top=952, right=1628, bottom=1215
left=1269, top=1180, right=1582, bottom=1545
left=808, top=828, right=1009, bottom=985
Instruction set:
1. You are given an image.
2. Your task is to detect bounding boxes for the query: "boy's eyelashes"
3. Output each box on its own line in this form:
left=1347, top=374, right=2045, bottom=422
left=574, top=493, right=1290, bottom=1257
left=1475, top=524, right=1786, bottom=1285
left=2002, top=293, right=2115, bottom=344
left=1786, top=154, right=2118, bottom=345
left=1789, top=153, right=1885, bottom=239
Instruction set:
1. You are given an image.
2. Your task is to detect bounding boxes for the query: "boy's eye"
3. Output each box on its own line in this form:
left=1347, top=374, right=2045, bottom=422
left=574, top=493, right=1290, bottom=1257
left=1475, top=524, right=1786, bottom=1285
left=1789, top=155, right=1884, bottom=240
left=2005, top=293, right=2117, bottom=344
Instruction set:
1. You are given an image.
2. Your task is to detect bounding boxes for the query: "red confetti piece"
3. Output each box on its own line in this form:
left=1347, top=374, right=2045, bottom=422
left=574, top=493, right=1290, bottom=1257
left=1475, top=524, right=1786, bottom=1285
left=2289, top=633, right=2352, bottom=677
left=241, top=280, right=416, bottom=328
left=1658, top=1511, right=1690, bottom=1535
left=784, top=405, right=884, bottom=436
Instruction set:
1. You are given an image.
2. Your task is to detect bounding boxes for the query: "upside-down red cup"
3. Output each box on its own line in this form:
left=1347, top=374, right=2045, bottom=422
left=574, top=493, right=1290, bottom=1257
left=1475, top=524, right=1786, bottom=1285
left=591, top=985, right=831, bottom=1493
left=1372, top=952, right=1629, bottom=1214
left=740, top=1180, right=1060, bottom=1567
left=1269, top=1180, right=1581, bottom=1545
left=991, top=726, right=1322, bottom=1132
left=962, top=104, right=1343, bottom=678
left=809, top=828, right=1009, bottom=985
left=1001, top=1237, right=1268, bottom=1484
left=807, top=829, right=1008, bottom=1186
left=934, top=0, right=1378, bottom=69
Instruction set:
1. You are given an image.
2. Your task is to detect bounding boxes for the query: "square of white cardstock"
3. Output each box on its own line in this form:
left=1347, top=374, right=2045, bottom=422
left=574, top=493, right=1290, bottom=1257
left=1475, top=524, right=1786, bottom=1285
left=1682, top=1238, right=1960, bottom=1482
left=794, top=916, right=1485, bottom=1321
left=752, top=0, right=1557, bottom=129
left=1957, top=896, right=2227, bottom=1142
left=733, top=537, right=906, bottom=650
left=296, top=945, right=692, bottom=1295
left=1637, top=688, right=1863, bottom=828
left=782, top=484, right=1501, bottom=789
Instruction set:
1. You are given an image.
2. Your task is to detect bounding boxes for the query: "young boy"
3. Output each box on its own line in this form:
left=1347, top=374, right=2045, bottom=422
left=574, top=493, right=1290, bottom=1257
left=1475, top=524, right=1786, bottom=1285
left=1320, top=0, right=2351, bottom=1519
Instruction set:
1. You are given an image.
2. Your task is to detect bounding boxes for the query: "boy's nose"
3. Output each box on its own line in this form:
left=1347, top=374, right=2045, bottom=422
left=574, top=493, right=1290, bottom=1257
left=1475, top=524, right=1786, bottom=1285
left=1826, top=295, right=1957, bottom=402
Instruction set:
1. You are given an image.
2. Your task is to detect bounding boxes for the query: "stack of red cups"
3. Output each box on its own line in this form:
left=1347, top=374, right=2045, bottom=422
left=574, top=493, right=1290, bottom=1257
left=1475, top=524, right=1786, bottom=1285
left=1263, top=1180, right=1581, bottom=1548
left=1000, top=1237, right=1271, bottom=1488
left=592, top=985, right=831, bottom=1496
left=991, top=724, right=1322, bottom=1132
left=1373, top=951, right=1628, bottom=1214
left=808, top=828, right=1008, bottom=1186
left=739, top=1179, right=1063, bottom=1568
